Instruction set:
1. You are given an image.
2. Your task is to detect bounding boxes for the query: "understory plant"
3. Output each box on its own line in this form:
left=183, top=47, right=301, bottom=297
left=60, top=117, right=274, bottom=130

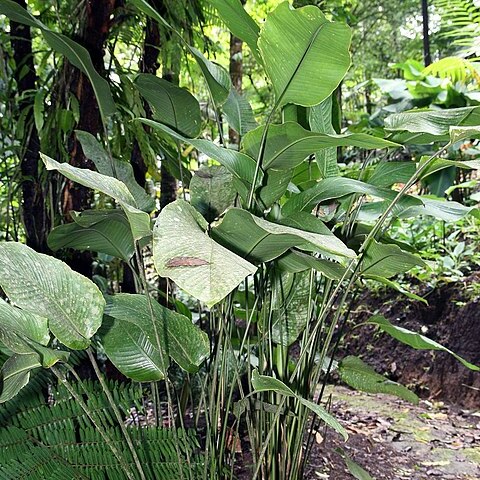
left=0, top=1, right=480, bottom=479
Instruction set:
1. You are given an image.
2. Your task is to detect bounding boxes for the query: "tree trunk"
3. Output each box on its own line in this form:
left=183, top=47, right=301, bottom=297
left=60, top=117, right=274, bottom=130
left=228, top=33, right=243, bottom=146
left=9, top=0, right=48, bottom=253
left=61, top=0, right=116, bottom=277
left=228, top=1, right=245, bottom=146
left=123, top=12, right=162, bottom=294
left=63, top=0, right=116, bottom=217
left=421, top=0, right=432, bottom=67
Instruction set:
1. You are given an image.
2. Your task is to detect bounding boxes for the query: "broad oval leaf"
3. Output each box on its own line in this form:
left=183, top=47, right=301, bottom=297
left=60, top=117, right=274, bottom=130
left=267, top=271, right=312, bottom=346
left=281, top=176, right=421, bottom=217
left=102, top=317, right=166, bottom=382
left=258, top=2, right=351, bottom=107
left=0, top=298, right=49, bottom=350
left=309, top=96, right=338, bottom=178
left=41, top=154, right=152, bottom=241
left=75, top=130, right=155, bottom=213
left=104, top=294, right=209, bottom=375
left=367, top=316, right=480, bottom=372
left=48, top=210, right=135, bottom=261
left=135, top=74, right=202, bottom=138
left=242, top=122, right=399, bottom=170
left=153, top=200, right=257, bottom=307
left=190, top=166, right=236, bottom=222
left=190, top=46, right=231, bottom=107
left=139, top=119, right=259, bottom=201
left=211, top=208, right=355, bottom=263
left=0, top=243, right=105, bottom=350
left=385, top=106, right=480, bottom=144
left=338, top=356, right=419, bottom=404
left=0, top=353, right=41, bottom=403
left=360, top=240, right=426, bottom=278
left=223, top=89, right=258, bottom=137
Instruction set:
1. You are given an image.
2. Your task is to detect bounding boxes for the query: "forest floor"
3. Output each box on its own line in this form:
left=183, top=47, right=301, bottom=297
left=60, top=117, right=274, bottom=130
left=304, top=386, right=480, bottom=480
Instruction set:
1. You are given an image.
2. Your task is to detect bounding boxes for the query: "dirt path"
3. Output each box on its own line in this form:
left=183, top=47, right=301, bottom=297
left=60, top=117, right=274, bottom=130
left=306, top=386, right=480, bottom=479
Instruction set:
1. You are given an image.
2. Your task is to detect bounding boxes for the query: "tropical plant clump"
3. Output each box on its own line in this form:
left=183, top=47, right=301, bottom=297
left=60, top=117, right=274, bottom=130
left=0, top=1, right=479, bottom=479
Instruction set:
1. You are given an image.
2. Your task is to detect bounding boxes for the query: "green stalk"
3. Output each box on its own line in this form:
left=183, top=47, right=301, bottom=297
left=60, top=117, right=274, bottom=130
left=51, top=366, right=137, bottom=480
left=134, top=245, right=191, bottom=480
left=86, top=348, right=147, bottom=480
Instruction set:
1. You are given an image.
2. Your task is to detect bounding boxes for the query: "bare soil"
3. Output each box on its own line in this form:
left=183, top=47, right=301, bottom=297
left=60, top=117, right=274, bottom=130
left=341, top=274, right=480, bottom=408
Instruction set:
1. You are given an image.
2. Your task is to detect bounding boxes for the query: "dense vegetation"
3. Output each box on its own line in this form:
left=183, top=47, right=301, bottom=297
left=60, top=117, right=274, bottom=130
left=0, top=0, right=479, bottom=478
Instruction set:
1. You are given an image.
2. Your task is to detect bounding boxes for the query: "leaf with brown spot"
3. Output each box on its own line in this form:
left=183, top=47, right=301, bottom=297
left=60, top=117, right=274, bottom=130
left=166, top=256, right=209, bottom=268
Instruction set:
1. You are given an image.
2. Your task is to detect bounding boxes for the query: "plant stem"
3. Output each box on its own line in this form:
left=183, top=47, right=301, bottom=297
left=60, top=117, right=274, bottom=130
left=51, top=366, right=137, bottom=480
left=86, top=348, right=147, bottom=480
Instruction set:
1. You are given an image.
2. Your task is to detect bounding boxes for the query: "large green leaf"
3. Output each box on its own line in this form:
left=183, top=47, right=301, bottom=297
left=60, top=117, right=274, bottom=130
left=398, top=196, right=479, bottom=222
left=267, top=271, right=312, bottom=346
left=309, top=96, right=338, bottom=177
left=104, top=294, right=209, bottom=375
left=190, top=166, right=236, bottom=222
left=47, top=210, right=135, bottom=261
left=242, top=122, right=399, bottom=170
left=135, top=74, right=202, bottom=138
left=338, top=356, right=418, bottom=404
left=139, top=119, right=259, bottom=201
left=258, top=2, right=351, bottom=107
left=281, top=177, right=421, bottom=217
left=0, top=299, right=49, bottom=351
left=0, top=0, right=115, bottom=121
left=211, top=208, right=355, bottom=263
left=368, top=162, right=416, bottom=188
left=360, top=240, right=426, bottom=278
left=102, top=317, right=166, bottom=382
left=209, top=0, right=261, bottom=63
left=75, top=130, right=155, bottom=213
left=368, top=316, right=480, bottom=371
left=190, top=47, right=231, bottom=107
left=153, top=200, right=257, bottom=307
left=0, top=354, right=41, bottom=403
left=385, top=106, right=480, bottom=143
left=251, top=370, right=348, bottom=440
left=223, top=89, right=258, bottom=137
left=0, top=243, right=104, bottom=350
left=131, top=0, right=231, bottom=108
left=41, top=154, right=151, bottom=241
left=276, top=251, right=345, bottom=280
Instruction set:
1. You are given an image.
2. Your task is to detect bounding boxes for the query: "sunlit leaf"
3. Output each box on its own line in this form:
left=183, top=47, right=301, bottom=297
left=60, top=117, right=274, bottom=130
left=258, top=2, right=351, bottom=107
left=153, top=200, right=257, bottom=307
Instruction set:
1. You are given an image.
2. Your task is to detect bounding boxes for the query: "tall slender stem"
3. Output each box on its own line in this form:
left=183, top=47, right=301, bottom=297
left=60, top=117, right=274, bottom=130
left=87, top=348, right=147, bottom=480
left=51, top=366, right=137, bottom=480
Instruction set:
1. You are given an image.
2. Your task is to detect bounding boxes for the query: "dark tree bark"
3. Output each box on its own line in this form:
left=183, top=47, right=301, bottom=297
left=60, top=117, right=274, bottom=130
left=59, top=0, right=116, bottom=277
left=421, top=0, right=432, bottom=67
left=228, top=33, right=243, bottom=145
left=9, top=0, right=48, bottom=253
left=130, top=15, right=161, bottom=186
left=63, top=0, right=117, bottom=217
left=123, top=6, right=163, bottom=295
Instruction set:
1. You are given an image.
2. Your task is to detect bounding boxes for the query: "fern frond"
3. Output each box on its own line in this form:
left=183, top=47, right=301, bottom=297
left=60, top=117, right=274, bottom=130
left=0, top=381, right=203, bottom=480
